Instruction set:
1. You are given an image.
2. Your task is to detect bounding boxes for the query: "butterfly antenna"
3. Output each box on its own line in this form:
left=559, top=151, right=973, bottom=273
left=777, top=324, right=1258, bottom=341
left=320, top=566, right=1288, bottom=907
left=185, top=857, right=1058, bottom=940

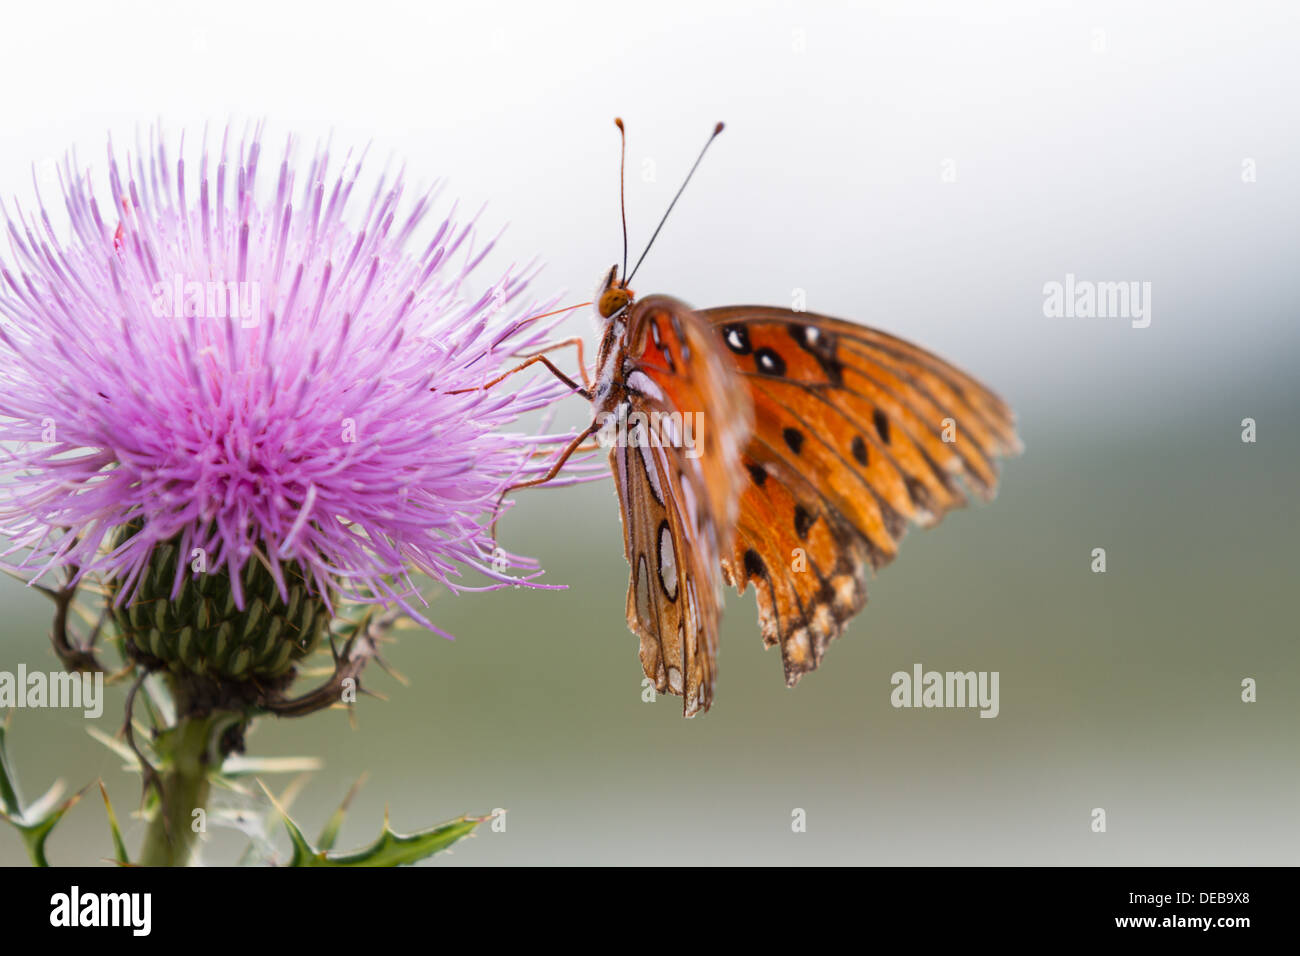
left=615, top=117, right=629, bottom=280
left=625, top=121, right=725, bottom=286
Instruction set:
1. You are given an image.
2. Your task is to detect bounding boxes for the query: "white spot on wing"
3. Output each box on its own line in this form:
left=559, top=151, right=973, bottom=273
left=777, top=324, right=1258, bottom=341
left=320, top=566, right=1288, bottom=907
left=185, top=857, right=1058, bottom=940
left=658, top=523, right=678, bottom=599
left=637, top=440, right=664, bottom=505
left=679, top=473, right=700, bottom=532
left=627, top=370, right=665, bottom=403
left=789, top=628, right=812, bottom=664
left=615, top=444, right=629, bottom=495
left=813, top=604, right=835, bottom=637
left=833, top=574, right=858, bottom=610
left=635, top=555, right=652, bottom=622
left=659, top=412, right=682, bottom=447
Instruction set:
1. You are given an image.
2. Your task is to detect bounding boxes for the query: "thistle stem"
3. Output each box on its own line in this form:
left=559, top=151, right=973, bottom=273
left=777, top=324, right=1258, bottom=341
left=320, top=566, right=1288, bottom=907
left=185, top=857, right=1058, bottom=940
left=138, top=712, right=218, bottom=867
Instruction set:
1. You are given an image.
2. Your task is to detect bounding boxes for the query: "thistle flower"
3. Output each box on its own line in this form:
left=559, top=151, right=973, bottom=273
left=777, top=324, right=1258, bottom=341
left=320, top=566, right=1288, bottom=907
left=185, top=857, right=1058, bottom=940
left=0, top=125, right=587, bottom=700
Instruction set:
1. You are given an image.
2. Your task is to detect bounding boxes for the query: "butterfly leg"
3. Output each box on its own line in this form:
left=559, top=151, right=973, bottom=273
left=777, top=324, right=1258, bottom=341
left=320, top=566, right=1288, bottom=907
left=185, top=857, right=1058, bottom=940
left=512, top=336, right=593, bottom=391
left=492, top=418, right=601, bottom=540
left=447, top=352, right=591, bottom=400
left=524, top=439, right=601, bottom=459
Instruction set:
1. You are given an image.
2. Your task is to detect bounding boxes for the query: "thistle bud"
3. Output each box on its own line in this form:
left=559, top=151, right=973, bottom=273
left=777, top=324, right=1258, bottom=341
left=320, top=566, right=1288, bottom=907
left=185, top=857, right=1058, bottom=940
left=109, top=531, right=331, bottom=713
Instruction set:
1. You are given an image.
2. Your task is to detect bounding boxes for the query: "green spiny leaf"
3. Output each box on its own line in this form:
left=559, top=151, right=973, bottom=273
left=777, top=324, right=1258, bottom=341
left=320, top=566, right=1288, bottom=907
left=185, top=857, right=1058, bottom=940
left=0, top=720, right=22, bottom=819
left=231, top=774, right=312, bottom=866
left=317, top=773, right=368, bottom=852
left=298, top=812, right=485, bottom=867
left=0, top=720, right=85, bottom=866
left=87, top=726, right=148, bottom=769
left=219, top=755, right=323, bottom=778
left=259, top=780, right=486, bottom=867
left=98, top=781, right=129, bottom=865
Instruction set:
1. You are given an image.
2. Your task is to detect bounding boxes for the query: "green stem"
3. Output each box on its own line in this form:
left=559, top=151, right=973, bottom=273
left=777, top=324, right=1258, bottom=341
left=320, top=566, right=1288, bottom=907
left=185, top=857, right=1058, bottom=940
left=138, top=713, right=218, bottom=867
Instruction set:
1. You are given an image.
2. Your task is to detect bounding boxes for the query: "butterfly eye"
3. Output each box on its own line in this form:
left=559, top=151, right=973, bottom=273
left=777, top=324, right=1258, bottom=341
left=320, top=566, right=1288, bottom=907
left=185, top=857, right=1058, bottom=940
left=598, top=286, right=633, bottom=319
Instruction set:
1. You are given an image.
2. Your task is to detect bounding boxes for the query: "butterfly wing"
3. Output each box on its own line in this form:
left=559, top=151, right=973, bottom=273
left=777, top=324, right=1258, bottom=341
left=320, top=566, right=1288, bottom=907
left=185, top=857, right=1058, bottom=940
left=609, top=295, right=752, bottom=715
left=702, top=306, right=1021, bottom=686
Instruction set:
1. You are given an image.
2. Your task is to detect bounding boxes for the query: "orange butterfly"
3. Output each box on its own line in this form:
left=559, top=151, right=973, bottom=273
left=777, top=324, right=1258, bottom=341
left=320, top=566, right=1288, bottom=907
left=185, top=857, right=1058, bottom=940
left=500, top=120, right=1020, bottom=716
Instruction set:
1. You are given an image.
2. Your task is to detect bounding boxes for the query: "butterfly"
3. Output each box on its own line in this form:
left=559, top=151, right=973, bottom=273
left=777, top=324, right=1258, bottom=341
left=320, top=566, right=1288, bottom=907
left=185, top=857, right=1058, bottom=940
left=496, top=120, right=1020, bottom=716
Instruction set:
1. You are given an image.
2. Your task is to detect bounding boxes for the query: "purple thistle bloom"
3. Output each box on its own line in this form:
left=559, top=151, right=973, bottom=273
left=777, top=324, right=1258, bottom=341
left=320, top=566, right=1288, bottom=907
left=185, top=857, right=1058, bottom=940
left=0, top=125, right=592, bottom=633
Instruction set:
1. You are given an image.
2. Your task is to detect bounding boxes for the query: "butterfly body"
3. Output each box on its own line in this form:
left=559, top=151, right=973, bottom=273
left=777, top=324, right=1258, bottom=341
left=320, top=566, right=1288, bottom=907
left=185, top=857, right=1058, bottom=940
left=587, top=269, right=1020, bottom=716
left=589, top=271, right=752, bottom=714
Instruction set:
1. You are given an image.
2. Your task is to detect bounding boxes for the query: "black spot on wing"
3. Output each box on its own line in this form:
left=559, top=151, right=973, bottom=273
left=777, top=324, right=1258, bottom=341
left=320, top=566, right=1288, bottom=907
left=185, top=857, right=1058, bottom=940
left=755, top=347, right=787, bottom=377
left=851, top=435, right=868, bottom=466
left=793, top=504, right=815, bottom=540
left=873, top=408, right=891, bottom=444
left=783, top=427, right=804, bottom=455
left=905, top=477, right=932, bottom=513
left=669, top=312, right=690, bottom=362
left=743, top=548, right=767, bottom=580
left=746, top=462, right=767, bottom=487
left=662, top=344, right=677, bottom=373
left=721, top=323, right=752, bottom=355
left=788, top=322, right=843, bottom=386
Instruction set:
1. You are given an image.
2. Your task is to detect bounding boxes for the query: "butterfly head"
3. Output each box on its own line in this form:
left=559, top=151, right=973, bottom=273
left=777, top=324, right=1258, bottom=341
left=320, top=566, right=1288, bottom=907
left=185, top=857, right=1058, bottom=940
left=596, top=264, right=634, bottom=321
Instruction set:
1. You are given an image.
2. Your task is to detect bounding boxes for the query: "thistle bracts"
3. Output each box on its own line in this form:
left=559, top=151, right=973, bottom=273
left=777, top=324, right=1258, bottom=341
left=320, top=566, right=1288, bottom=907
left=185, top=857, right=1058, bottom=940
left=108, top=531, right=331, bottom=712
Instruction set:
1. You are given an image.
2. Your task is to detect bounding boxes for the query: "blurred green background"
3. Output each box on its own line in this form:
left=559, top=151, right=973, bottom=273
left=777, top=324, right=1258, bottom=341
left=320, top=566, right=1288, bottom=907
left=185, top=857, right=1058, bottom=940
left=2, top=378, right=1296, bottom=865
